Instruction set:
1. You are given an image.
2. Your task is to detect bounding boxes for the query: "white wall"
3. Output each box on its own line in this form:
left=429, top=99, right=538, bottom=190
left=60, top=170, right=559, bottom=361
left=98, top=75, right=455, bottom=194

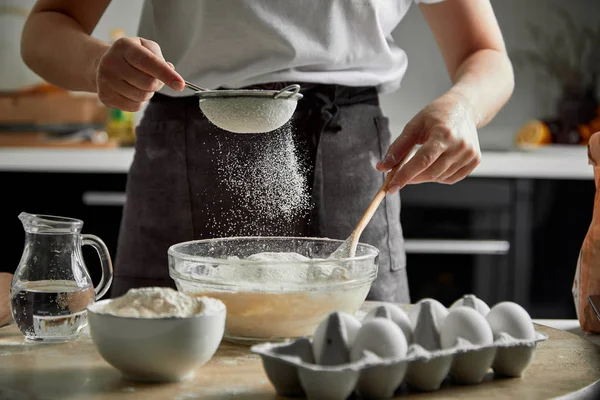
left=92, top=0, right=599, bottom=148
left=92, top=0, right=144, bottom=42
left=381, top=0, right=600, bottom=148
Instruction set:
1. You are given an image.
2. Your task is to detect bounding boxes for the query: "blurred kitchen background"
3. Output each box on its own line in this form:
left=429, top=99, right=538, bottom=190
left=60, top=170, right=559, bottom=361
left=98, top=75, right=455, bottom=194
left=1, top=0, right=599, bottom=318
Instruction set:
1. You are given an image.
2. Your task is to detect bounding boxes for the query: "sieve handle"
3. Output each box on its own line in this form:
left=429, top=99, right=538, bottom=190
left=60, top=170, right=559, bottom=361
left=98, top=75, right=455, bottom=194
left=184, top=81, right=209, bottom=92
left=274, top=84, right=301, bottom=99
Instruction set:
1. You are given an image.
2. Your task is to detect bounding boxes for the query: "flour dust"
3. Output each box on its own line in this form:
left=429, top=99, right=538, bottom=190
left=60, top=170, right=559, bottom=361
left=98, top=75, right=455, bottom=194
left=208, top=122, right=312, bottom=236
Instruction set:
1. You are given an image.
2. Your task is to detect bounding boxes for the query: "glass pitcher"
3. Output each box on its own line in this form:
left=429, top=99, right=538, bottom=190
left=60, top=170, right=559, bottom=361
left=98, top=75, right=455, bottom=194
left=10, top=212, right=113, bottom=341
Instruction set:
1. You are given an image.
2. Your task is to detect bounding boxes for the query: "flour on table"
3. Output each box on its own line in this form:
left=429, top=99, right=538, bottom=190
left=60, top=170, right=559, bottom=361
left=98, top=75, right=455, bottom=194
left=92, top=287, right=225, bottom=318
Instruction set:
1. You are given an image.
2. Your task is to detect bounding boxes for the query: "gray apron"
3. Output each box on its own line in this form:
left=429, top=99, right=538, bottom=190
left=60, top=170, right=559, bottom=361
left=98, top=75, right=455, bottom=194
left=112, top=84, right=409, bottom=303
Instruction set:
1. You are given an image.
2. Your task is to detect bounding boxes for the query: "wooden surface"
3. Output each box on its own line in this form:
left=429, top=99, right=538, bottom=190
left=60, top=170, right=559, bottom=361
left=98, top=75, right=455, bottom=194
left=1, top=302, right=600, bottom=400
left=0, top=273, right=12, bottom=327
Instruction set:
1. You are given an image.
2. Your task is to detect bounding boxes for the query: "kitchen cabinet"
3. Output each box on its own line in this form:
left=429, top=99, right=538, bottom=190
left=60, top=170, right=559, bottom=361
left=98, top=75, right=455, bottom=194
left=400, top=179, right=513, bottom=307
left=400, top=178, right=594, bottom=319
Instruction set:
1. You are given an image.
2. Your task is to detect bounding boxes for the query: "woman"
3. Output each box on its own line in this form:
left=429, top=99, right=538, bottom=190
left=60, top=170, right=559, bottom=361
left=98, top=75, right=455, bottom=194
left=21, top=0, right=514, bottom=302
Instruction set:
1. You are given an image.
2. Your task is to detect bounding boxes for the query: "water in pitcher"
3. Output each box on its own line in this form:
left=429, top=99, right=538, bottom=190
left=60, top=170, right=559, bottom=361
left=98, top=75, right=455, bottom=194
left=11, top=280, right=95, bottom=341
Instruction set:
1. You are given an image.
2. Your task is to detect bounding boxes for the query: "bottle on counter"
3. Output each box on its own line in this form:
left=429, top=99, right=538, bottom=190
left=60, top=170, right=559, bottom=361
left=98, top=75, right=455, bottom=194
left=104, top=28, right=136, bottom=147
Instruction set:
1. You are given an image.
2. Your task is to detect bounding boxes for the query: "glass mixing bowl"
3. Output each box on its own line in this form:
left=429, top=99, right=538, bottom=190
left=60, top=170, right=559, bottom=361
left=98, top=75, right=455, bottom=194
left=168, top=237, right=378, bottom=344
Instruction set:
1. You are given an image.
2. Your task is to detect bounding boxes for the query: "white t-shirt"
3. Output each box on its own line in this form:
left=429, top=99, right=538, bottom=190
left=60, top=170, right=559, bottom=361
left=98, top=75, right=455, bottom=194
left=137, top=0, right=445, bottom=96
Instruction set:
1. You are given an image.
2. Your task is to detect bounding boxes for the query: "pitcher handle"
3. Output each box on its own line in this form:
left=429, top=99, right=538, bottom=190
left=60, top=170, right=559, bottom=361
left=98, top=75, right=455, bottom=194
left=82, top=234, right=114, bottom=300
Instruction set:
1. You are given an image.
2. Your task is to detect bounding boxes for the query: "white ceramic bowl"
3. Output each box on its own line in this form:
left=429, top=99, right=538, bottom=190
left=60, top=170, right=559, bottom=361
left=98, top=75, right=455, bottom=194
left=87, top=299, right=226, bottom=382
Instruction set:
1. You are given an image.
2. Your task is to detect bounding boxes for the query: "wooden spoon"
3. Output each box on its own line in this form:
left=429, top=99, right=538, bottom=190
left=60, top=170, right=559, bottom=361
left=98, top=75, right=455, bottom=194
left=329, top=162, right=404, bottom=259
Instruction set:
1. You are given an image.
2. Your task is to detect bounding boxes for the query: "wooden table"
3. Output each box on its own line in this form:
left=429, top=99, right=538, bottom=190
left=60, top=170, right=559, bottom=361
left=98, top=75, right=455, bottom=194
left=2, top=302, right=600, bottom=400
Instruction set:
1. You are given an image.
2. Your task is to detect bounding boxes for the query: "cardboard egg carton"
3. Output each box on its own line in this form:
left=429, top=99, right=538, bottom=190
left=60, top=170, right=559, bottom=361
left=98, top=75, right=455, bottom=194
left=251, top=294, right=548, bottom=400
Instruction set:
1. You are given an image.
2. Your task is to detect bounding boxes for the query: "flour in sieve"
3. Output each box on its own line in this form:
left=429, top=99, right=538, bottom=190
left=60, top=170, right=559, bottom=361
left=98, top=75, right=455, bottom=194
left=208, top=123, right=311, bottom=236
left=92, top=287, right=225, bottom=318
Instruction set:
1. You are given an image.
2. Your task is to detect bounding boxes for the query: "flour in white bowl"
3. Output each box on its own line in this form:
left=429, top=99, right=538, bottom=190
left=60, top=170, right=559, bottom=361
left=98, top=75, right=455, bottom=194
left=93, top=287, right=225, bottom=318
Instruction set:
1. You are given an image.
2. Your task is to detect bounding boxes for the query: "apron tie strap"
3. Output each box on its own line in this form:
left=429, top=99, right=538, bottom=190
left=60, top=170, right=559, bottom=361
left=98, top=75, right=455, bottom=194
left=312, top=92, right=342, bottom=133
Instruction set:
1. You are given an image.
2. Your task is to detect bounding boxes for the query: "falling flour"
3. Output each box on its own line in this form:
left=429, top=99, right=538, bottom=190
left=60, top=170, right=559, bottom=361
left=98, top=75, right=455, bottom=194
left=93, top=287, right=224, bottom=319
left=209, top=123, right=312, bottom=237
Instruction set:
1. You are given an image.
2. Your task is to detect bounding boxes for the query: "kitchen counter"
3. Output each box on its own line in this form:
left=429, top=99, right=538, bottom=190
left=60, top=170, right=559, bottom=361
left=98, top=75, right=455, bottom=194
left=1, top=302, right=600, bottom=400
left=0, top=147, right=134, bottom=174
left=0, top=145, right=592, bottom=179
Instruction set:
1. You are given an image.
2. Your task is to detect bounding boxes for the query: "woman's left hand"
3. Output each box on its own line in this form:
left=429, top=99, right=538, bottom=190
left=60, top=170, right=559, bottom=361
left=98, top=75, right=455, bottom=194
left=376, top=92, right=481, bottom=193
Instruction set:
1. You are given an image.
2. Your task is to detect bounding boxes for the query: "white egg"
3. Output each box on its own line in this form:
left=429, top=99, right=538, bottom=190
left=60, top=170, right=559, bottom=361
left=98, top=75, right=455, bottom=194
left=364, top=304, right=413, bottom=344
left=440, top=306, right=494, bottom=349
left=350, top=318, right=408, bottom=361
left=486, top=302, right=536, bottom=340
left=312, top=312, right=361, bottom=363
left=450, top=294, right=490, bottom=316
left=408, top=298, right=449, bottom=329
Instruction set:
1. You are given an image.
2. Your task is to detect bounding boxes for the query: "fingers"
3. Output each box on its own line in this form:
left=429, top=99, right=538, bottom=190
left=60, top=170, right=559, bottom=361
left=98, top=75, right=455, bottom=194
left=117, top=61, right=164, bottom=92
left=119, top=38, right=184, bottom=91
left=381, top=94, right=481, bottom=190
left=437, top=147, right=478, bottom=181
left=139, top=37, right=164, bottom=59
left=96, top=36, right=184, bottom=111
left=376, top=118, right=423, bottom=172
left=97, top=84, right=145, bottom=112
left=440, top=157, right=481, bottom=184
left=107, top=79, right=155, bottom=103
left=387, top=139, right=446, bottom=193
left=408, top=150, right=461, bottom=184
left=410, top=142, right=478, bottom=184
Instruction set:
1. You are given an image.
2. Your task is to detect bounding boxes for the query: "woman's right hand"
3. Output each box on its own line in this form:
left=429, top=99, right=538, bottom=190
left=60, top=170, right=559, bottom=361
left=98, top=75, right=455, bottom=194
left=95, top=37, right=185, bottom=111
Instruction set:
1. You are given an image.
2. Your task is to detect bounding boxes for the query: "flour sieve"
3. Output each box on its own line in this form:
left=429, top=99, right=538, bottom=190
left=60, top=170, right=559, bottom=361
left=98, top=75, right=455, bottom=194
left=184, top=82, right=303, bottom=134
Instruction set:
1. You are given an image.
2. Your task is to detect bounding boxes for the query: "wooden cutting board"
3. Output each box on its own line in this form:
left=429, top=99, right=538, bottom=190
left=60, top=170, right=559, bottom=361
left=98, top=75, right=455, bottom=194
left=0, top=302, right=599, bottom=400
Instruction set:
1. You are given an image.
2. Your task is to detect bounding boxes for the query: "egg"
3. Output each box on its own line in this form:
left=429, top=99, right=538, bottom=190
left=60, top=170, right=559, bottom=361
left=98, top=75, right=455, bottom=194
left=486, top=302, right=536, bottom=340
left=351, top=317, right=410, bottom=399
left=312, top=312, right=361, bottom=364
left=408, top=298, right=449, bottom=329
left=440, top=306, right=494, bottom=349
left=350, top=318, right=407, bottom=361
left=450, top=294, right=490, bottom=316
left=364, top=304, right=413, bottom=344
left=411, top=300, right=445, bottom=351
